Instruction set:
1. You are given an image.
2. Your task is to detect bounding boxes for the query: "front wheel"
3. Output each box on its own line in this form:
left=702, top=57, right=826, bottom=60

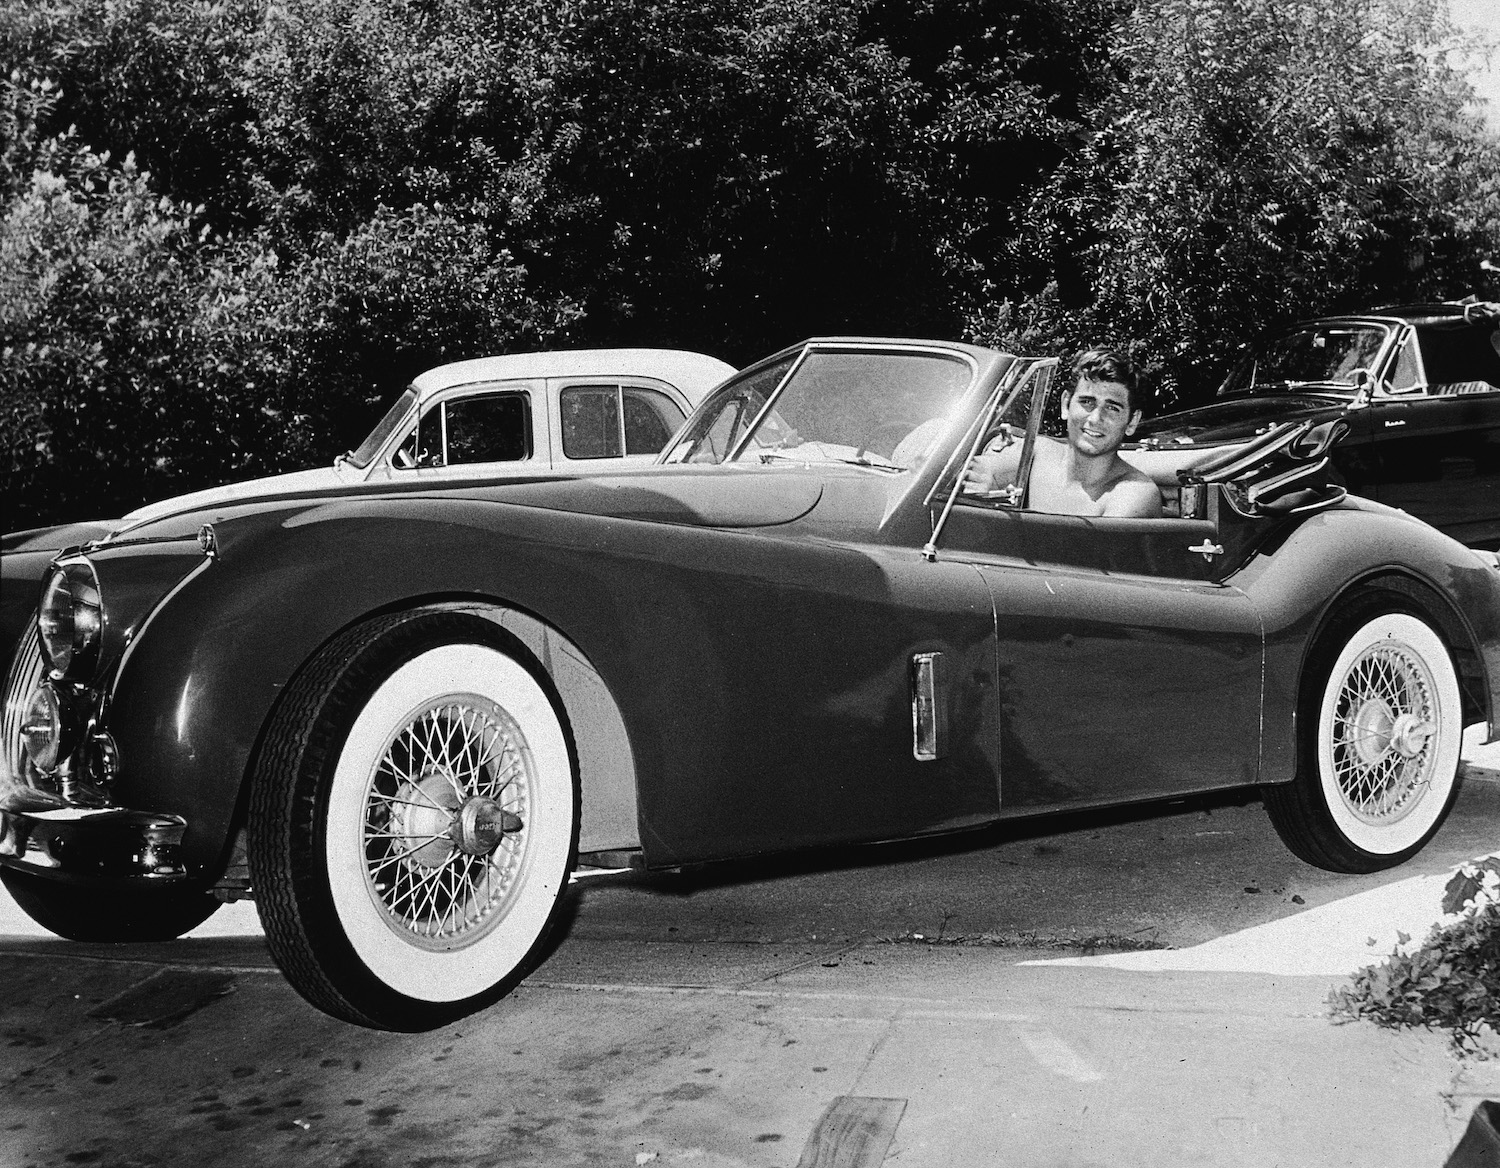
left=0, top=868, right=219, bottom=941
left=1264, top=602, right=1463, bottom=872
left=248, top=612, right=578, bottom=1030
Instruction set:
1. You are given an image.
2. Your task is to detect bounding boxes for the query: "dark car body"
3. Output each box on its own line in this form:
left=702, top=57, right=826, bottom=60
left=2, top=338, right=1497, bottom=1030
left=1131, top=302, right=1500, bottom=548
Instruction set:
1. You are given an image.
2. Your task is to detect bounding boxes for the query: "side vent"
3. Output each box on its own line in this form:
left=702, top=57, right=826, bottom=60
left=911, top=652, right=949, bottom=761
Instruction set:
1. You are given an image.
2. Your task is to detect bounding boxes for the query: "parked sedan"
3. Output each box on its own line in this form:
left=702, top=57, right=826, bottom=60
left=1132, top=302, right=1500, bottom=547
left=2, top=338, right=1496, bottom=1031
left=0, top=347, right=733, bottom=636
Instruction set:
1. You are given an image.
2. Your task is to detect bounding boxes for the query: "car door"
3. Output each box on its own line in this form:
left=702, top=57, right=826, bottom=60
left=392, top=381, right=547, bottom=479
left=549, top=380, right=695, bottom=470
left=1369, top=390, right=1500, bottom=546
left=930, top=366, right=1265, bottom=813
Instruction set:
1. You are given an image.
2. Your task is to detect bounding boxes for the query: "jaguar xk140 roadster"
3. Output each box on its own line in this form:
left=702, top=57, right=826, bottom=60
left=2, top=338, right=1496, bottom=1030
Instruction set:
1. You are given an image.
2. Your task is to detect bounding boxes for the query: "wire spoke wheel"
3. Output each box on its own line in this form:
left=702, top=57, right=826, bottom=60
left=1326, top=641, right=1440, bottom=828
left=249, top=612, right=578, bottom=1031
left=1264, top=599, right=1463, bottom=873
left=363, top=698, right=533, bottom=948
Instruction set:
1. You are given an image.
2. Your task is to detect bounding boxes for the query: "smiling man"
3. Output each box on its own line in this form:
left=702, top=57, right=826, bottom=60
left=965, top=348, right=1163, bottom=518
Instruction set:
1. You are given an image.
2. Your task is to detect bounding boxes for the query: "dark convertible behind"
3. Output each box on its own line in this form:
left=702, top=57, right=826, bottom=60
left=1133, top=301, right=1500, bottom=548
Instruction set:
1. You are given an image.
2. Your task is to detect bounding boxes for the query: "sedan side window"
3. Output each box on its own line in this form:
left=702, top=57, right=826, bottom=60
left=624, top=388, right=686, bottom=453
left=561, top=385, right=687, bottom=458
left=401, top=392, right=531, bottom=468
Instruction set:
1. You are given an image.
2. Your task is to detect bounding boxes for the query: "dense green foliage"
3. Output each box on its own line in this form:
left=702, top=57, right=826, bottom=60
left=1330, top=858, right=1500, bottom=1047
left=3, top=0, right=1497, bottom=526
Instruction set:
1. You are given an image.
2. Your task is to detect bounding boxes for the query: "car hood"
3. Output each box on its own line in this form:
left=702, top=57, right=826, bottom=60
left=96, top=464, right=827, bottom=546
left=113, top=465, right=355, bottom=534
left=459, top=467, right=826, bottom=528
left=1132, top=393, right=1352, bottom=448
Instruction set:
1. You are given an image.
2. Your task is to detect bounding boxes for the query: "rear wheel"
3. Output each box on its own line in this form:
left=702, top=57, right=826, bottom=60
left=0, top=869, right=219, bottom=941
left=1264, top=595, right=1462, bottom=872
left=248, top=611, right=578, bottom=1031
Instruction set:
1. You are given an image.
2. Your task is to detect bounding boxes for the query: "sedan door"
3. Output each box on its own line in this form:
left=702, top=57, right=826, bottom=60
left=392, top=381, right=548, bottom=479
left=549, top=380, right=696, bottom=471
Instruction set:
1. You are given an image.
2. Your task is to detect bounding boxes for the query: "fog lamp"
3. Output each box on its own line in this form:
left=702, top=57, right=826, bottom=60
left=38, top=559, right=104, bottom=679
left=20, top=685, right=64, bottom=771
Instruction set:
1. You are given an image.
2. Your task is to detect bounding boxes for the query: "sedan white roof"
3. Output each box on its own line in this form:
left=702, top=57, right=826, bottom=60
left=412, top=348, right=736, bottom=396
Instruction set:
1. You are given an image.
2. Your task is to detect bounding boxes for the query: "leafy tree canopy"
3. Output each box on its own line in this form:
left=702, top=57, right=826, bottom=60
left=1, top=0, right=1496, bottom=524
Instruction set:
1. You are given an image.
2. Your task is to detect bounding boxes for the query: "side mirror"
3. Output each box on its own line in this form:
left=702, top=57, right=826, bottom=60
left=1349, top=369, right=1375, bottom=408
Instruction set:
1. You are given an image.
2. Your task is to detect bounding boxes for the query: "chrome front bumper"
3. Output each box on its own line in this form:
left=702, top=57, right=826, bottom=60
left=0, top=807, right=188, bottom=882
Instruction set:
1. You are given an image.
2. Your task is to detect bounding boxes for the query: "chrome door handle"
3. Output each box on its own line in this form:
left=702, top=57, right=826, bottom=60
left=1384, top=419, right=1406, bottom=427
left=1188, top=540, right=1224, bottom=561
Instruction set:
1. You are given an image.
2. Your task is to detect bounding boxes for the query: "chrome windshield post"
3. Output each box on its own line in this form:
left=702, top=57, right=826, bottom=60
left=922, top=356, right=1058, bottom=562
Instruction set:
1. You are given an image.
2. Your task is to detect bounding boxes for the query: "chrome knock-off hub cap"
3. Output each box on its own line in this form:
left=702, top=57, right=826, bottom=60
left=1348, top=701, right=1435, bottom=766
left=453, top=796, right=523, bottom=856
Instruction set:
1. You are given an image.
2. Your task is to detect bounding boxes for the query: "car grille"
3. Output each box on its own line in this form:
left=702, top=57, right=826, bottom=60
left=1, top=616, right=52, bottom=798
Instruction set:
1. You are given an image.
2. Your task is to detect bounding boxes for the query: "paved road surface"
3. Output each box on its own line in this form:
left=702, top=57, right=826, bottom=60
left=1, top=733, right=1496, bottom=1167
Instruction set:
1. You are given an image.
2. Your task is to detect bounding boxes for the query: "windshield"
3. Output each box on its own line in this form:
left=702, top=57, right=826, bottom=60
left=663, top=347, right=975, bottom=471
left=1219, top=324, right=1394, bottom=396
left=346, top=387, right=418, bottom=468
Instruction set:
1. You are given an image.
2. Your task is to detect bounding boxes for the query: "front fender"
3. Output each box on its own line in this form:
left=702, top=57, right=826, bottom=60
left=102, top=499, right=641, bottom=876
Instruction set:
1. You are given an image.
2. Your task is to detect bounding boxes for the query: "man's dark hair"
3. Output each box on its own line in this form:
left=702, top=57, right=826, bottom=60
left=1070, top=348, right=1140, bottom=414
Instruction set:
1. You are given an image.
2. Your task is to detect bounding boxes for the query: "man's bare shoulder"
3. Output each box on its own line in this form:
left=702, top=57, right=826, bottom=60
left=1103, top=465, right=1164, bottom=518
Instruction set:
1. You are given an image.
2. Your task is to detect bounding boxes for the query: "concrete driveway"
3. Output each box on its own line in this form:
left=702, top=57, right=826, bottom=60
left=1, top=735, right=1496, bottom=1167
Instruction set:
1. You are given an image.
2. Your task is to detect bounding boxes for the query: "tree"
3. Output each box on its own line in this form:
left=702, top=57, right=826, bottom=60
left=974, top=0, right=1500, bottom=408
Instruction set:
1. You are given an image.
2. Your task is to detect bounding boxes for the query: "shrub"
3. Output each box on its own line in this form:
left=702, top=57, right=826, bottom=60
left=0, top=128, right=575, bottom=527
left=1330, top=858, right=1500, bottom=1050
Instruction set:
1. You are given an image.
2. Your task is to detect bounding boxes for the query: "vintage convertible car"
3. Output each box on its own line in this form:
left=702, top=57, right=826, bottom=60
left=1131, top=301, right=1500, bottom=548
left=1, top=346, right=734, bottom=559
left=2, top=338, right=1498, bottom=1031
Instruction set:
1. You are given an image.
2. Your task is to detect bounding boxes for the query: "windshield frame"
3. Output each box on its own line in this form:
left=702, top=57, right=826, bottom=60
left=710, top=341, right=982, bottom=470
left=1218, top=320, right=1399, bottom=397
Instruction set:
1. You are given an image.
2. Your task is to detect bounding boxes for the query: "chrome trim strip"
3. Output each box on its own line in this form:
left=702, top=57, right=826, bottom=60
left=1, top=617, right=47, bottom=792
left=108, top=553, right=216, bottom=705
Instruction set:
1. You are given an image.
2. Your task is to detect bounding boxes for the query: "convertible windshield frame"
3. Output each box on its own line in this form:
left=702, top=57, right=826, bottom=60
left=726, top=341, right=981, bottom=467
left=921, top=355, right=1058, bottom=560
left=661, top=341, right=982, bottom=470
left=724, top=346, right=812, bottom=463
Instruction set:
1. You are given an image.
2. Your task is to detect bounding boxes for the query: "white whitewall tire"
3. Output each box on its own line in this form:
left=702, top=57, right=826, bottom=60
left=325, top=644, right=574, bottom=1002
left=1264, top=594, right=1464, bottom=873
left=248, top=611, right=579, bottom=1030
left=1314, top=613, right=1461, bottom=857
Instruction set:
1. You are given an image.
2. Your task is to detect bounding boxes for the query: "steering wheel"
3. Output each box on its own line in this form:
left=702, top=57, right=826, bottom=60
left=853, top=422, right=919, bottom=462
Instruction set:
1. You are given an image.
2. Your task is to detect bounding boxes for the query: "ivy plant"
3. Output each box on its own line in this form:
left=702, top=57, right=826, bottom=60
left=1330, top=857, right=1500, bottom=1052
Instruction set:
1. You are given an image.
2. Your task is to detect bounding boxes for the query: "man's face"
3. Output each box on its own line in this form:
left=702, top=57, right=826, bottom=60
left=1062, top=378, right=1139, bottom=458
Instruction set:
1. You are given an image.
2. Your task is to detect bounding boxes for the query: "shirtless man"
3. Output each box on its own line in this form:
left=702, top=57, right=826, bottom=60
left=964, top=348, right=1162, bottom=518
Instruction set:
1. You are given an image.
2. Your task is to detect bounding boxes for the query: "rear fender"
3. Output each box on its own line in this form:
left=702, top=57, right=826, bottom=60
left=1236, top=508, right=1500, bottom=783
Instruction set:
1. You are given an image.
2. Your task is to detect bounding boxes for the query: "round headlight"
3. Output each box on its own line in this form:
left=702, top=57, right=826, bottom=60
left=38, top=559, right=104, bottom=679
